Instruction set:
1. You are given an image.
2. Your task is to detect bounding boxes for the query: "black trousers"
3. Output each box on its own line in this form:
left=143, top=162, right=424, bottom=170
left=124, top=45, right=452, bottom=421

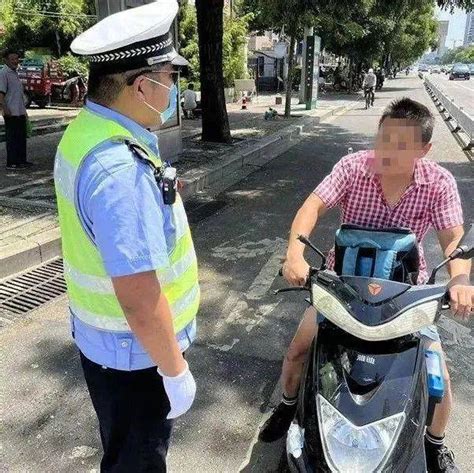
left=80, top=352, right=173, bottom=473
left=4, top=115, right=27, bottom=166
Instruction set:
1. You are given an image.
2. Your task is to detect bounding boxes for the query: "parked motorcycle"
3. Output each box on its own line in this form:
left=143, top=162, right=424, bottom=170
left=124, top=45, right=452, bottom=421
left=276, top=225, right=473, bottom=472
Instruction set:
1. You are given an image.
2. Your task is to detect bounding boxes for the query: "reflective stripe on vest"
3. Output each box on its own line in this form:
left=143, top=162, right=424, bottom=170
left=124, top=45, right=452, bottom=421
left=55, top=108, right=199, bottom=334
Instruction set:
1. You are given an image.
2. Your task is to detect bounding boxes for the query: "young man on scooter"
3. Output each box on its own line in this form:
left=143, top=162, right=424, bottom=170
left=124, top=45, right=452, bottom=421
left=259, top=98, right=472, bottom=473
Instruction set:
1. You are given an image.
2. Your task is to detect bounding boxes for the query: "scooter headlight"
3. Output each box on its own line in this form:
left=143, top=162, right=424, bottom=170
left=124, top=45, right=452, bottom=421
left=317, top=395, right=405, bottom=472
left=312, top=283, right=439, bottom=341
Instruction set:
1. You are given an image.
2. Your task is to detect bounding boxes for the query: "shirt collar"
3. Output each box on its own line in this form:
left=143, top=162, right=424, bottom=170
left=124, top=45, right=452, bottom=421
left=3, top=65, right=17, bottom=73
left=364, top=151, right=433, bottom=185
left=85, top=99, right=159, bottom=155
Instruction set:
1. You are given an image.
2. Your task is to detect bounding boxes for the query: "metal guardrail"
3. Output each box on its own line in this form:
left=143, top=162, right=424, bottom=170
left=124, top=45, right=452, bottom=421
left=423, top=76, right=474, bottom=149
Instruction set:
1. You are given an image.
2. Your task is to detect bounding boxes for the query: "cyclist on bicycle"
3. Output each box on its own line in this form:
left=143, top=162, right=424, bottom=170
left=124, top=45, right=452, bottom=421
left=363, top=67, right=377, bottom=106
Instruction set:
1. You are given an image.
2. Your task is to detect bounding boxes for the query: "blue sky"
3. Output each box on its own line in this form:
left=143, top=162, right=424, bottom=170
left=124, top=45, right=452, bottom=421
left=436, top=6, right=468, bottom=48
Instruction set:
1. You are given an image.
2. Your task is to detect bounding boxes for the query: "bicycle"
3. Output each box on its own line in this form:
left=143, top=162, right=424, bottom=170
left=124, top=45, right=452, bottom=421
left=364, top=86, right=375, bottom=109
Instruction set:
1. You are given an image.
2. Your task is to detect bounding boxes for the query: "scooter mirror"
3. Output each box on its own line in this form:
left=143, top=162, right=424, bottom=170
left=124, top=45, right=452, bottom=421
left=450, top=224, right=474, bottom=260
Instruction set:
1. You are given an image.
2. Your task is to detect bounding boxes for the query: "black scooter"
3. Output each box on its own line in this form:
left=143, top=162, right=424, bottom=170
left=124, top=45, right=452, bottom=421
left=276, top=228, right=473, bottom=472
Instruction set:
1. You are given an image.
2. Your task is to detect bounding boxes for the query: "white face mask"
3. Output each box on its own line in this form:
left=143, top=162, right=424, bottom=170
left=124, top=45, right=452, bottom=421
left=142, top=76, right=178, bottom=125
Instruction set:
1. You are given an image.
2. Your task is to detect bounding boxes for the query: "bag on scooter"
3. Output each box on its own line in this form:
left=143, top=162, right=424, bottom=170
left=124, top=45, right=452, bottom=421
left=334, top=224, right=419, bottom=284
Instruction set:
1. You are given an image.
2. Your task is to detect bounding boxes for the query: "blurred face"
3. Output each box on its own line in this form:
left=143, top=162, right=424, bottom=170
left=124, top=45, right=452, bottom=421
left=5, top=53, right=20, bottom=70
left=374, top=118, right=431, bottom=177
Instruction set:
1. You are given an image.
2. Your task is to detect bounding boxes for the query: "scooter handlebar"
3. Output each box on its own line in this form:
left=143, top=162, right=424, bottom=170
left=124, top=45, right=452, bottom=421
left=441, top=290, right=451, bottom=311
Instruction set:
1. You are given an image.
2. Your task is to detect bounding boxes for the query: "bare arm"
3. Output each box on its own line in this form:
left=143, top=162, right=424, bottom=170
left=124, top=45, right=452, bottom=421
left=437, top=225, right=471, bottom=285
left=112, top=271, right=186, bottom=376
left=0, top=92, right=8, bottom=115
left=284, top=193, right=328, bottom=285
left=437, top=225, right=472, bottom=320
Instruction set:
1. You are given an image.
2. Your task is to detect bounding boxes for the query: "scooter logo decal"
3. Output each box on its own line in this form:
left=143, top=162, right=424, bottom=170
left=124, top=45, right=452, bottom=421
left=357, top=354, right=375, bottom=365
left=368, top=283, right=382, bottom=296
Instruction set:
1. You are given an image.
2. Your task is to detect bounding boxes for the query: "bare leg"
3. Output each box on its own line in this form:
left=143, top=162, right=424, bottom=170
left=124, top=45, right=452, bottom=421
left=424, top=341, right=459, bottom=471
left=282, top=306, right=319, bottom=398
left=259, top=306, right=319, bottom=442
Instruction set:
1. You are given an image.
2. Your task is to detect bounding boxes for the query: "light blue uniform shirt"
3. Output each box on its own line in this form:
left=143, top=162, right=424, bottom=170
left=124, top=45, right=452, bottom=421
left=70, top=100, right=196, bottom=371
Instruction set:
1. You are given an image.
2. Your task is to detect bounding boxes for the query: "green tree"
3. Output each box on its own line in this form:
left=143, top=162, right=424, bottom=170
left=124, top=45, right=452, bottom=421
left=437, top=0, right=474, bottom=10
left=0, top=0, right=95, bottom=56
left=245, top=0, right=474, bottom=117
left=389, top=3, right=437, bottom=68
left=453, top=45, right=474, bottom=63
left=440, top=44, right=474, bottom=64
left=245, top=0, right=373, bottom=117
left=179, top=2, right=251, bottom=89
left=178, top=0, right=200, bottom=86
left=222, top=12, right=252, bottom=87
left=56, top=52, right=88, bottom=76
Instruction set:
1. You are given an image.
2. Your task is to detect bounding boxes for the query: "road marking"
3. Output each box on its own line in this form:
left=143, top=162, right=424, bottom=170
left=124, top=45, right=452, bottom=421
left=208, top=338, right=240, bottom=352
left=448, top=82, right=474, bottom=93
left=211, top=237, right=286, bottom=261
left=211, top=239, right=287, bottom=347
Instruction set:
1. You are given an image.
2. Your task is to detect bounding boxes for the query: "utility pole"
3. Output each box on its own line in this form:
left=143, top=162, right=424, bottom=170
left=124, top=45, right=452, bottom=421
left=299, top=26, right=313, bottom=104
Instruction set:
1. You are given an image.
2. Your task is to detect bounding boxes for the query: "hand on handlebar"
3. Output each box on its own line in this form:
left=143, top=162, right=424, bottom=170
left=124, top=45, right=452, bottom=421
left=448, top=284, right=473, bottom=322
left=282, top=257, right=310, bottom=287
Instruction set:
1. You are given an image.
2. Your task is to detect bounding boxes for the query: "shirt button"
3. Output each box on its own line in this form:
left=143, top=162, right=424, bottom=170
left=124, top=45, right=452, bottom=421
left=121, top=341, right=128, bottom=348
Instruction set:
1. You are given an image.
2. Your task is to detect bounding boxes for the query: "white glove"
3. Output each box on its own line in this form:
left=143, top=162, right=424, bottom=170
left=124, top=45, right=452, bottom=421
left=157, top=361, right=196, bottom=419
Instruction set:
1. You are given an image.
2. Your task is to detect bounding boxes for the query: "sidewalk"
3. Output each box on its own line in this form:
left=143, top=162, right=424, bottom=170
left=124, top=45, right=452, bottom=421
left=0, top=92, right=359, bottom=278
left=0, top=107, right=81, bottom=142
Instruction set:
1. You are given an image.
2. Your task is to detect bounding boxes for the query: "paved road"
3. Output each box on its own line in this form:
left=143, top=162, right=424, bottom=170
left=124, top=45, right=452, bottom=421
left=426, top=71, right=474, bottom=116
left=0, top=76, right=472, bottom=472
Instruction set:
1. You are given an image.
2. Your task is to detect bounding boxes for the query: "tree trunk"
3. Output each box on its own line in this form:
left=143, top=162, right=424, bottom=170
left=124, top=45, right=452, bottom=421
left=55, top=30, right=62, bottom=57
left=195, top=0, right=231, bottom=143
left=284, top=34, right=296, bottom=118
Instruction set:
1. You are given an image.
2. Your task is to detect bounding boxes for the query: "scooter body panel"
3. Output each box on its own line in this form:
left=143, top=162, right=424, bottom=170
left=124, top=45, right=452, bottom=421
left=288, top=324, right=429, bottom=472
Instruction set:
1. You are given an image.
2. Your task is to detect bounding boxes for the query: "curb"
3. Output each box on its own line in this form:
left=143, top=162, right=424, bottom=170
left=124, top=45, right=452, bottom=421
left=180, top=104, right=349, bottom=199
left=0, top=101, right=356, bottom=280
left=0, top=121, right=70, bottom=143
left=0, top=228, right=61, bottom=280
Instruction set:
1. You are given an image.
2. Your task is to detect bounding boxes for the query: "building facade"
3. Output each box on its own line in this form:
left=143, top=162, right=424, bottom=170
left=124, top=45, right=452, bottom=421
left=437, top=20, right=449, bottom=56
left=464, top=11, right=474, bottom=46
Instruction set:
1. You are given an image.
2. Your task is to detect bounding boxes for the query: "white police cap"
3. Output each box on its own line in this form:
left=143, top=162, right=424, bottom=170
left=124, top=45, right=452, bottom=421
left=71, top=0, right=188, bottom=73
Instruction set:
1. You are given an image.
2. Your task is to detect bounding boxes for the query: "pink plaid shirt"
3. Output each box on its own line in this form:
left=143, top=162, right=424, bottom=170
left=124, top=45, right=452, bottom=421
left=314, top=150, right=464, bottom=283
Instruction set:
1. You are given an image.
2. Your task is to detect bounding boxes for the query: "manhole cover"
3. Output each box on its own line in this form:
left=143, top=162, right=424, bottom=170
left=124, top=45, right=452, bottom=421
left=0, top=259, right=66, bottom=328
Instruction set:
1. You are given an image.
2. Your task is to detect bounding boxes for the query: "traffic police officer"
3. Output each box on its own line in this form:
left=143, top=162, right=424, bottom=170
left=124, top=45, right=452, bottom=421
left=54, top=1, right=199, bottom=470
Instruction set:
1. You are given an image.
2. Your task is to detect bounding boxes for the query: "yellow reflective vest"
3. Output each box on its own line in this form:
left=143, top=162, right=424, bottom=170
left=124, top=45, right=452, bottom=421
left=54, top=108, right=199, bottom=334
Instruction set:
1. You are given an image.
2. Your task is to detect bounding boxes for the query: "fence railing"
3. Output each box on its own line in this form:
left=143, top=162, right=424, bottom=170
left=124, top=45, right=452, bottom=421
left=423, top=76, right=474, bottom=149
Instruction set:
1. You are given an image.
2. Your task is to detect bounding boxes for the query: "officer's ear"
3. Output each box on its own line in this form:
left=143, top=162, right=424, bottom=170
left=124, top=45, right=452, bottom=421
left=131, top=75, right=150, bottom=103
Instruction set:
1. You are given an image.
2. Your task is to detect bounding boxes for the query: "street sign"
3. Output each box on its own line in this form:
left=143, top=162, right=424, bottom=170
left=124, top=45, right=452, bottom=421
left=304, top=35, right=321, bottom=110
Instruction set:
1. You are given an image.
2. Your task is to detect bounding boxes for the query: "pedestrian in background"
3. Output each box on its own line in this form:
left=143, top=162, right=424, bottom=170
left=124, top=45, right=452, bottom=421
left=182, top=82, right=197, bottom=119
left=0, top=49, right=33, bottom=170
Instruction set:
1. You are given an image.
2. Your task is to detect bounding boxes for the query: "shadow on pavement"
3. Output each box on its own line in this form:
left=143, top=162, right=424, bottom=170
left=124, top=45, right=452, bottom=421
left=240, top=437, right=286, bottom=473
